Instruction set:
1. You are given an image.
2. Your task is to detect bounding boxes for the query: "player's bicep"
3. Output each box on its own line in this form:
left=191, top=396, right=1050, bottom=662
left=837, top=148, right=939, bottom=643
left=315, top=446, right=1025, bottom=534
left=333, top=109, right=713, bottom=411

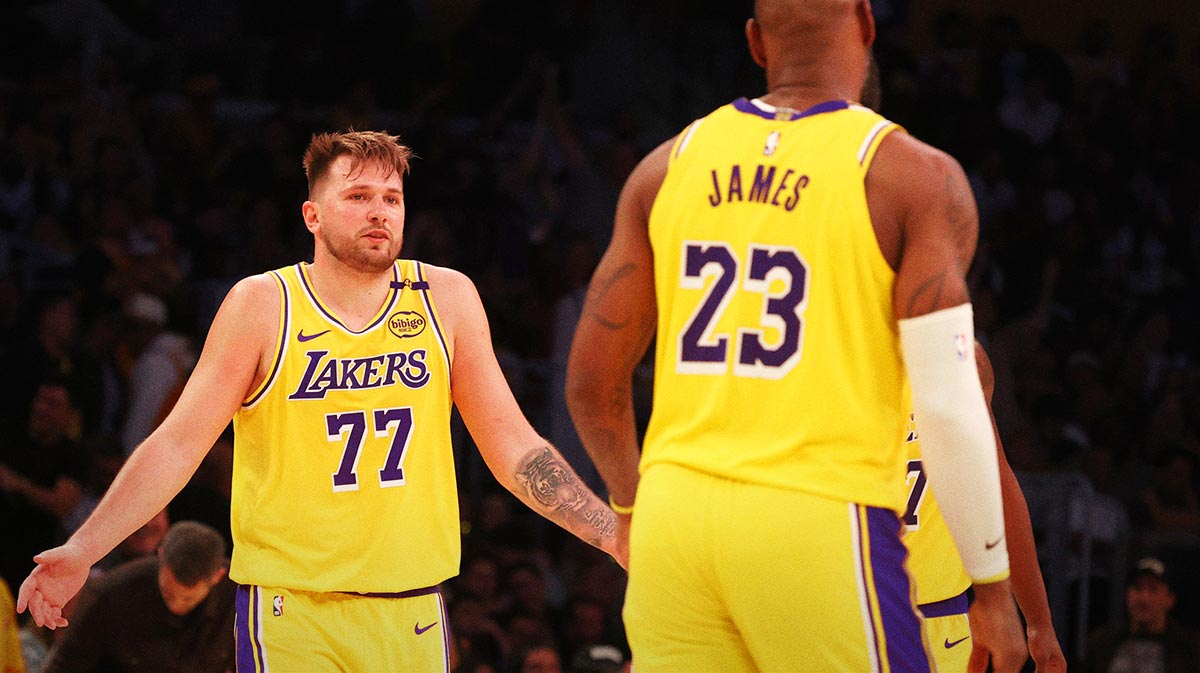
left=882, top=135, right=979, bottom=320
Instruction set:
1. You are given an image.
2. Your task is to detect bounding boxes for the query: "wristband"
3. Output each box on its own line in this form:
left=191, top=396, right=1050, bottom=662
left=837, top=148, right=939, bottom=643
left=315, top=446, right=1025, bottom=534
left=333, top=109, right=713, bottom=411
left=608, top=496, right=635, bottom=516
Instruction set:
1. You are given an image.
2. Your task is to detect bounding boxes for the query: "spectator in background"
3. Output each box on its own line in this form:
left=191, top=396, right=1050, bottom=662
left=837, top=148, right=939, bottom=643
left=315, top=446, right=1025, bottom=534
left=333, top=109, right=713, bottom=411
left=568, top=643, right=627, bottom=673
left=1084, top=557, right=1200, bottom=673
left=40, top=521, right=235, bottom=673
left=516, top=642, right=562, bottom=673
left=117, top=292, right=196, bottom=455
left=0, top=378, right=88, bottom=596
left=1138, top=449, right=1200, bottom=539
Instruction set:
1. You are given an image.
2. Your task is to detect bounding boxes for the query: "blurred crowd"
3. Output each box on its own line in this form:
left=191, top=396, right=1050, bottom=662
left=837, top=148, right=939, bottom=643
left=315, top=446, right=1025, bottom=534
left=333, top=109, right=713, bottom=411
left=0, top=1, right=1197, bottom=671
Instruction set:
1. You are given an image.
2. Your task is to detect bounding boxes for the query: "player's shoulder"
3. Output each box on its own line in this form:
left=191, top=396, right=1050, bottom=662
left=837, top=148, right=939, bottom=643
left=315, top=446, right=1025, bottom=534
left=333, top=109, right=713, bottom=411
left=418, top=262, right=472, bottom=291
left=223, top=271, right=285, bottom=310
left=418, top=263, right=482, bottom=311
left=874, top=129, right=964, bottom=180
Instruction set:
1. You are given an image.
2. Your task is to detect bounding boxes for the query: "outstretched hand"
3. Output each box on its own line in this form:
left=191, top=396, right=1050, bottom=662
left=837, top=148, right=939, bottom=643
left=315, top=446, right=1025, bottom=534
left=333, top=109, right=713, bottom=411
left=16, top=543, right=92, bottom=629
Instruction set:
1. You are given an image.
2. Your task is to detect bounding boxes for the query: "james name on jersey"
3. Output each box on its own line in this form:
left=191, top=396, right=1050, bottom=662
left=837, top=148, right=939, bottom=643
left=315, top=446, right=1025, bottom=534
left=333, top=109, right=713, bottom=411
left=705, top=163, right=810, bottom=210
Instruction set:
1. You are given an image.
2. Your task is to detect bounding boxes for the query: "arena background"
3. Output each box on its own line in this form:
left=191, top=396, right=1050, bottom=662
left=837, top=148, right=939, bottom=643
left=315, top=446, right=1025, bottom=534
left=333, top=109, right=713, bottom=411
left=1, top=1, right=1197, bottom=671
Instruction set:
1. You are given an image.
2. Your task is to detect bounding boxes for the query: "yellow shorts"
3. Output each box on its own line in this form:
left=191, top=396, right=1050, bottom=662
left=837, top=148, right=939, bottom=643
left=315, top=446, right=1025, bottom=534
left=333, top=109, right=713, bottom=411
left=235, top=584, right=449, bottom=672
left=624, top=463, right=932, bottom=673
left=918, top=592, right=971, bottom=673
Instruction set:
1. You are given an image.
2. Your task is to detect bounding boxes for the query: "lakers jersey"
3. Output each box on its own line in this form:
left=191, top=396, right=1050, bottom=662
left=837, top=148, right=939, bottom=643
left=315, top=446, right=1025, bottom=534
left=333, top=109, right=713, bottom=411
left=901, top=416, right=972, bottom=604
left=643, top=98, right=908, bottom=510
left=229, top=260, right=458, bottom=593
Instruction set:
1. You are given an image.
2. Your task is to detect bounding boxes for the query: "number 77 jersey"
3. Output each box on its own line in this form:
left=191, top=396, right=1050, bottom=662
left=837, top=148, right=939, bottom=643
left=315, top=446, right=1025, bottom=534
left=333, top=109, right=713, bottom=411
left=643, top=98, right=910, bottom=512
left=230, top=260, right=458, bottom=593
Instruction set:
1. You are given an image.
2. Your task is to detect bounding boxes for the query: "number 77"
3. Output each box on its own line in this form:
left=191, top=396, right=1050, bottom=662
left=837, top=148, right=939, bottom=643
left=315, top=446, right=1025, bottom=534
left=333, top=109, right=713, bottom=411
left=326, top=407, right=414, bottom=492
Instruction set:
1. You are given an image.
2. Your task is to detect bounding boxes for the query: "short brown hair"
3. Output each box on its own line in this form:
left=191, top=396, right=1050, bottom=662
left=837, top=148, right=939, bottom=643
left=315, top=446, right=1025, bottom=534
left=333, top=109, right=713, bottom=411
left=160, top=521, right=226, bottom=586
left=302, top=130, right=414, bottom=196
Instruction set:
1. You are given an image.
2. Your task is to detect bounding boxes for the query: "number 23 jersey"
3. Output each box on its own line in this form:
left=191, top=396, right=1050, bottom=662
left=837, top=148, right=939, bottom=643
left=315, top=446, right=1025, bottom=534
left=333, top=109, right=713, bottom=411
left=229, top=260, right=457, bottom=593
left=644, top=99, right=909, bottom=511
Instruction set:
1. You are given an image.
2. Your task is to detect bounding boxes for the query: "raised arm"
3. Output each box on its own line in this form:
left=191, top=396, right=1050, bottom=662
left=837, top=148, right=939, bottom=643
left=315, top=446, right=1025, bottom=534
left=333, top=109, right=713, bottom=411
left=978, top=342, right=1067, bottom=673
left=564, top=138, right=667, bottom=514
left=17, top=275, right=276, bottom=628
left=867, top=130, right=1026, bottom=673
left=429, top=267, right=621, bottom=565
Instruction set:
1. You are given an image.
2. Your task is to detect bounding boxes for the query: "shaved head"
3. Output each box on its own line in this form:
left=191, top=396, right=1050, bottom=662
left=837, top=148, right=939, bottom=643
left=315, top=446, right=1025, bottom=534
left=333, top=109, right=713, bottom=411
left=754, top=0, right=856, bottom=37
left=746, top=0, right=875, bottom=104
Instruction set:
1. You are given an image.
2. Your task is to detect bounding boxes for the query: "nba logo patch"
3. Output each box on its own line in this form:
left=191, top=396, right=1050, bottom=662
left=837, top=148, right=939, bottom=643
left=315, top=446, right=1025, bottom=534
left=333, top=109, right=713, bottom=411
left=954, top=333, right=969, bottom=361
left=273, top=595, right=284, bottom=616
left=763, top=130, right=781, bottom=156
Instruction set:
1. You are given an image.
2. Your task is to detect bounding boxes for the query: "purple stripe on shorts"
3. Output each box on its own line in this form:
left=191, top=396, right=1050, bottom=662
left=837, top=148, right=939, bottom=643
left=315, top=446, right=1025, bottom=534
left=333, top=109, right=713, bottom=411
left=235, top=585, right=265, bottom=673
left=919, top=590, right=970, bottom=619
left=866, top=506, right=931, bottom=673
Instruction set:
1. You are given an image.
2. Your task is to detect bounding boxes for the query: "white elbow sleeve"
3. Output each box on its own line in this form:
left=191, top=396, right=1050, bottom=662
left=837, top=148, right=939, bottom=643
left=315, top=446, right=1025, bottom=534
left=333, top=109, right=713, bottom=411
left=899, top=304, right=1009, bottom=583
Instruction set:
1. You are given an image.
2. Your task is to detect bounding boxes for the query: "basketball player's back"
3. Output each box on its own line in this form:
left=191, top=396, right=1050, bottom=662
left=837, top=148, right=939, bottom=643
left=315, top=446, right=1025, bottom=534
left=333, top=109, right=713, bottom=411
left=644, top=98, right=909, bottom=511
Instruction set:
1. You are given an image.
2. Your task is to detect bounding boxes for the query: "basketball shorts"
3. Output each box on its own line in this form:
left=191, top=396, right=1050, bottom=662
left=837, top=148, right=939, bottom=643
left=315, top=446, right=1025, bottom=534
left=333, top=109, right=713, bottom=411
left=624, top=463, right=932, bottom=673
left=918, top=591, right=971, bottom=673
left=235, top=584, right=449, bottom=673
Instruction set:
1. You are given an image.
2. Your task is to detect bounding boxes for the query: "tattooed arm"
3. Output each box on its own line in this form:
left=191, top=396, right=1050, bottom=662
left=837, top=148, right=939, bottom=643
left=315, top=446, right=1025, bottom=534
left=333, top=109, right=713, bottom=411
left=425, top=265, right=621, bottom=564
left=565, top=138, right=668, bottom=515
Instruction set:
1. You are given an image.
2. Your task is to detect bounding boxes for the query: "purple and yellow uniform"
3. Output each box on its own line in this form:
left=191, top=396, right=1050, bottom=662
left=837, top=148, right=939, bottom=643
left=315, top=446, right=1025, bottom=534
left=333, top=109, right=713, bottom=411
left=902, top=414, right=974, bottom=672
left=232, top=260, right=454, bottom=673
left=627, top=98, right=931, bottom=672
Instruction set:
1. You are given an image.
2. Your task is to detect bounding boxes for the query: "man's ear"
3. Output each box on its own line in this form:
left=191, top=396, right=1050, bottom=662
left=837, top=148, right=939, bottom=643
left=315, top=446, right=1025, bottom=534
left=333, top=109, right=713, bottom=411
left=746, top=17, right=767, bottom=69
left=302, top=201, right=320, bottom=234
left=856, top=0, right=876, bottom=48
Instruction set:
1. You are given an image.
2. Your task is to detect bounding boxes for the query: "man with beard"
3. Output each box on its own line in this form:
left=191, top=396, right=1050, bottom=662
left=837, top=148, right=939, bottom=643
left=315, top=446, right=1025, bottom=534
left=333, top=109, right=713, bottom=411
left=19, top=130, right=623, bottom=672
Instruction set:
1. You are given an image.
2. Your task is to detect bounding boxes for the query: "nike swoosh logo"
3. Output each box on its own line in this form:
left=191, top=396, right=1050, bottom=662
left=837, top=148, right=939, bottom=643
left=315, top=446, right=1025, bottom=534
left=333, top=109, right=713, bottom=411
left=944, top=636, right=969, bottom=649
left=297, top=329, right=330, bottom=342
left=414, top=621, right=438, bottom=636
left=985, top=534, right=1005, bottom=550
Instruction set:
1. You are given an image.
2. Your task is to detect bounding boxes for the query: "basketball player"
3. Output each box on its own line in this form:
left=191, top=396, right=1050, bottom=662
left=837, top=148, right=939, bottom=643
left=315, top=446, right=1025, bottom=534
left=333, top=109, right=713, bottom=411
left=565, top=0, right=1026, bottom=671
left=904, top=340, right=1067, bottom=672
left=18, top=130, right=622, bottom=672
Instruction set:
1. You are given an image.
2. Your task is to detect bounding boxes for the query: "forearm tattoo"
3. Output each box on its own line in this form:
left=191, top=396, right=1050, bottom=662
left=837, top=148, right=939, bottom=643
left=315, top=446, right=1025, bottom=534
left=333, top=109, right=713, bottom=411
left=515, top=446, right=617, bottom=546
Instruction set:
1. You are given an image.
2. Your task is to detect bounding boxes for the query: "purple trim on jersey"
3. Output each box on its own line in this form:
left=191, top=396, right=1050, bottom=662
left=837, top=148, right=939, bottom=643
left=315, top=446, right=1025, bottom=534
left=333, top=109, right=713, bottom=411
left=338, top=585, right=439, bottom=599
left=297, top=263, right=401, bottom=334
left=919, top=589, right=970, bottom=618
left=858, top=121, right=894, bottom=166
left=244, top=271, right=289, bottom=408
left=236, top=585, right=267, bottom=673
left=866, top=506, right=931, bottom=673
left=415, top=262, right=451, bottom=366
left=731, top=97, right=850, bottom=121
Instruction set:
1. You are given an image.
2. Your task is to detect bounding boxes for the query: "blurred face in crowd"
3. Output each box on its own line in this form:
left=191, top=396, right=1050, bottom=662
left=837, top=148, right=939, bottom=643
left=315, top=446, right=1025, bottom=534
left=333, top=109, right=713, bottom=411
left=28, top=382, right=79, bottom=443
left=1126, top=574, right=1174, bottom=633
left=520, top=645, right=562, bottom=673
left=157, top=562, right=224, bottom=616
left=304, top=155, right=405, bottom=274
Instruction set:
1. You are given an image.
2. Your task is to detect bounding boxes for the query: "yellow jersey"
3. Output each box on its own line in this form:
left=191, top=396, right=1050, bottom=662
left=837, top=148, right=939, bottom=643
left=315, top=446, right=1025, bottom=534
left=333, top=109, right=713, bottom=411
left=643, top=98, right=908, bottom=510
left=229, top=260, right=458, bottom=593
left=901, top=415, right=972, bottom=605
